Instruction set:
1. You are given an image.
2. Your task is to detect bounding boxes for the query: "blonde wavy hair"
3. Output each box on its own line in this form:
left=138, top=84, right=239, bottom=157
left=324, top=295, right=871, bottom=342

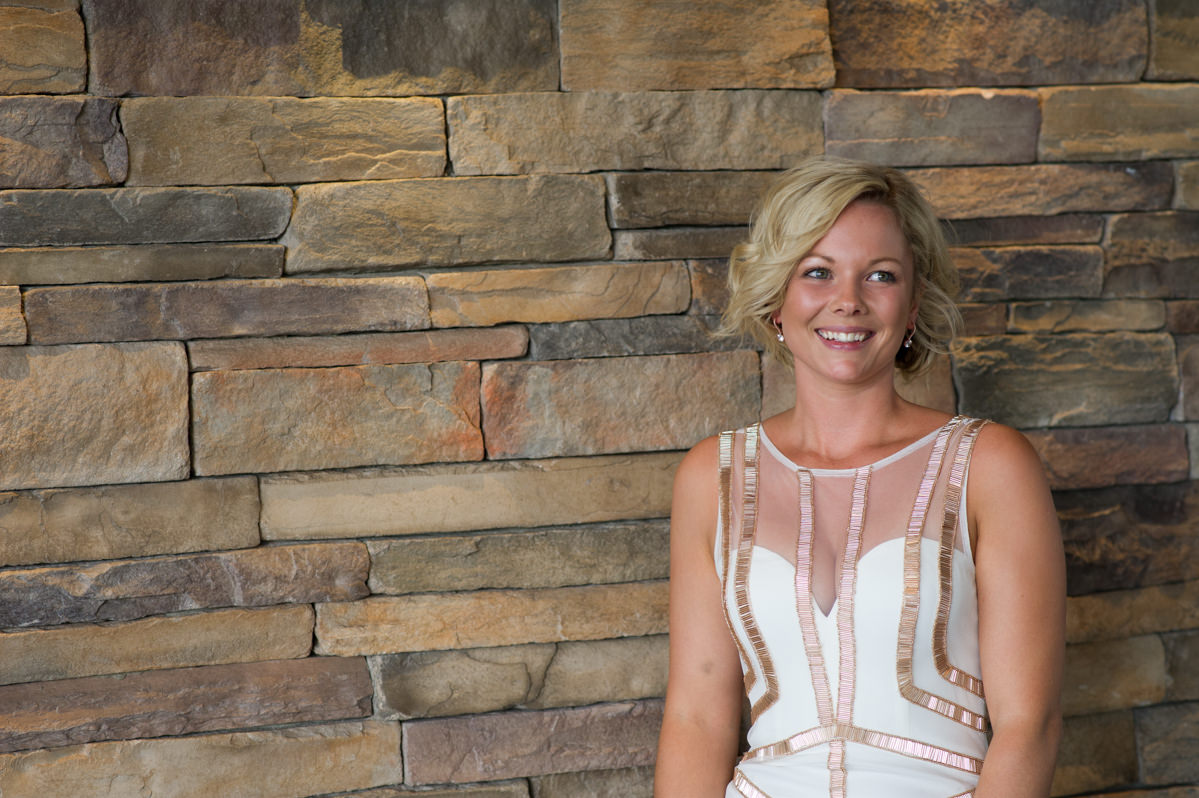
left=718, top=156, right=962, bottom=375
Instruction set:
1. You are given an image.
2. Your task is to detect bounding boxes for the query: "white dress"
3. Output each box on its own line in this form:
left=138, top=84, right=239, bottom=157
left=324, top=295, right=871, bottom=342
left=716, top=417, right=990, bottom=798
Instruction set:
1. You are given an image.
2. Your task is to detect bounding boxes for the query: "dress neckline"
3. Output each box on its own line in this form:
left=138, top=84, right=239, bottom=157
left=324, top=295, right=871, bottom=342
left=758, top=416, right=959, bottom=476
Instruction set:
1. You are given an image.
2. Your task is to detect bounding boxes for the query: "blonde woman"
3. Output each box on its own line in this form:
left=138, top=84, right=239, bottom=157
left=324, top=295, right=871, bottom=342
left=655, top=158, right=1064, bottom=797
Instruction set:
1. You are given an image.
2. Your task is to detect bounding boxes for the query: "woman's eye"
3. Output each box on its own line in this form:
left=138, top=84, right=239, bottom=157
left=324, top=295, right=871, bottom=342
left=802, top=266, right=830, bottom=279
left=867, top=270, right=896, bottom=283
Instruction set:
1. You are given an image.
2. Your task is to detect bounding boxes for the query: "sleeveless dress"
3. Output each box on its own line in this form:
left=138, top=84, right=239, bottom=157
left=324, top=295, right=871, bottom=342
left=716, top=416, right=990, bottom=798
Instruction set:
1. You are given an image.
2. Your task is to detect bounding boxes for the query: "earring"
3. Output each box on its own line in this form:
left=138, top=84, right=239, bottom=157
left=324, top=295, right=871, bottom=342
left=902, top=328, right=915, bottom=349
left=773, top=319, right=784, bottom=342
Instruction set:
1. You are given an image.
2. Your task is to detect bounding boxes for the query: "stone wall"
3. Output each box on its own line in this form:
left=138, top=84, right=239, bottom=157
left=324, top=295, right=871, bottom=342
left=0, top=1, right=1196, bottom=796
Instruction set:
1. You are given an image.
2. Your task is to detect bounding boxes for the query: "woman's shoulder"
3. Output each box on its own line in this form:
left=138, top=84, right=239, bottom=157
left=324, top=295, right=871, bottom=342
left=968, top=420, right=1043, bottom=473
left=675, top=433, right=722, bottom=490
left=966, top=420, right=1053, bottom=514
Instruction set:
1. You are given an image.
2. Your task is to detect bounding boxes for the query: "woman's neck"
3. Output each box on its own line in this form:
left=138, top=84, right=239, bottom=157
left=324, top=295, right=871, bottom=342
left=766, top=370, right=936, bottom=469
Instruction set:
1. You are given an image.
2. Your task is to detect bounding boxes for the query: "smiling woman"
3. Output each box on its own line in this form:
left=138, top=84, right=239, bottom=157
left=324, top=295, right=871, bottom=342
left=655, top=158, right=1065, bottom=798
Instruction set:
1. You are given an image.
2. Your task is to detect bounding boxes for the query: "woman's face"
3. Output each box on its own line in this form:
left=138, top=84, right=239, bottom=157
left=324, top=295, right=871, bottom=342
left=773, top=199, right=920, bottom=388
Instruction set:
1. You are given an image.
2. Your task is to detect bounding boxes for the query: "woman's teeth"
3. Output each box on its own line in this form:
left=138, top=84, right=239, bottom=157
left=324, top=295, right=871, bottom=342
left=818, top=330, right=869, bottom=343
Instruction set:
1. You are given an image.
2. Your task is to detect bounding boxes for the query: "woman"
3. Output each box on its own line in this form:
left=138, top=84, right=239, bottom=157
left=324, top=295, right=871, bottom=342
left=655, top=158, right=1064, bottom=797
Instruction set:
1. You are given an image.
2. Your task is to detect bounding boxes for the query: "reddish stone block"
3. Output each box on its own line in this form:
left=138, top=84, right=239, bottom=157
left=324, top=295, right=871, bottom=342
left=1027, top=424, right=1189, bottom=491
left=829, top=0, right=1147, bottom=87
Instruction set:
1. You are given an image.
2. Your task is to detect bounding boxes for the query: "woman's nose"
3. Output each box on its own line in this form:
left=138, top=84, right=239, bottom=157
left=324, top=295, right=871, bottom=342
left=833, top=281, right=864, bottom=313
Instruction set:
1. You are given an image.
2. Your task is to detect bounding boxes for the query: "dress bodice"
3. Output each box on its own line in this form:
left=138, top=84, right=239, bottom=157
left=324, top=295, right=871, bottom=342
left=716, top=417, right=989, bottom=798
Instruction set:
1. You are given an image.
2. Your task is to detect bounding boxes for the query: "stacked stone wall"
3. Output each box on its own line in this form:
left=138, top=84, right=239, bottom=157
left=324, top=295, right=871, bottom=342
left=0, top=1, right=1196, bottom=795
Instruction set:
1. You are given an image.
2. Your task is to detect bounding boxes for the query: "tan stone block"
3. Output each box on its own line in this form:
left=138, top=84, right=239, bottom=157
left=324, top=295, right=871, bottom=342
left=0, top=542, right=368, bottom=627
left=124, top=97, right=445, bottom=185
left=1104, top=211, right=1199, bottom=299
left=1058, top=481, right=1199, bottom=594
left=945, top=214, right=1106, bottom=247
left=827, top=89, right=1038, bottom=166
left=482, top=351, right=759, bottom=459
left=954, top=246, right=1103, bottom=302
left=283, top=176, right=610, bottom=273
left=0, top=97, right=125, bottom=189
left=189, top=326, right=528, bottom=372
left=0, top=7, right=84, bottom=93
left=1052, top=711, right=1137, bottom=797
left=0, top=720, right=401, bottom=796
left=1165, top=630, right=1199, bottom=701
left=1067, top=580, right=1199, bottom=644
left=1136, top=701, right=1199, bottom=784
left=373, top=644, right=556, bottom=719
left=193, top=361, right=481, bottom=476
left=1149, top=0, right=1199, bottom=79
left=448, top=91, right=823, bottom=175
left=260, top=452, right=680, bottom=540
left=1179, top=334, right=1199, bottom=420
left=1189, top=424, right=1199, bottom=480
left=0, top=657, right=370, bottom=753
left=959, top=303, right=1007, bottom=336
left=529, top=636, right=667, bottom=710
left=25, top=277, right=429, bottom=345
left=608, top=171, right=776, bottom=229
left=404, top=699, right=662, bottom=784
left=0, top=477, right=258, bottom=568
left=531, top=766, right=654, bottom=798
left=1041, top=85, right=1199, bottom=161
left=349, top=784, right=529, bottom=798
left=1178, top=161, right=1199, bottom=210
left=614, top=227, right=745, bottom=261
left=829, top=0, right=1147, bottom=87
left=376, top=636, right=665, bottom=719
left=1008, top=300, right=1166, bottom=333
left=0, top=187, right=293, bottom=247
left=1028, top=424, right=1189, bottom=490
left=0, top=605, right=313, bottom=685
left=1063, top=635, right=1166, bottom=716
left=315, top=582, right=667, bottom=656
left=0, top=342, right=188, bottom=490
left=368, top=521, right=668, bottom=594
left=0, top=285, right=23, bottom=344
left=952, top=334, right=1178, bottom=428
left=0, top=244, right=282, bottom=285
left=427, top=262, right=689, bottom=327
left=559, top=0, right=830, bottom=90
left=86, top=0, right=557, bottom=96
left=906, top=163, right=1172, bottom=220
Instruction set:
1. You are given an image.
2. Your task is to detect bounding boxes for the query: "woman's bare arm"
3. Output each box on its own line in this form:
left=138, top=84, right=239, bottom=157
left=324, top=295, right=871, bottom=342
left=654, top=436, right=745, bottom=797
left=970, top=424, right=1065, bottom=797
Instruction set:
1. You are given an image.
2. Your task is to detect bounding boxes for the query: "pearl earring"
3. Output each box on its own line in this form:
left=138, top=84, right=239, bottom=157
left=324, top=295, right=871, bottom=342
left=773, top=319, right=784, bottom=342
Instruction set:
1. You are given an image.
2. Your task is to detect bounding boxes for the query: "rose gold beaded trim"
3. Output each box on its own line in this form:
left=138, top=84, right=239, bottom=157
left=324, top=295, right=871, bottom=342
left=828, top=466, right=872, bottom=796
left=793, top=467, right=835, bottom=724
left=731, top=769, right=770, bottom=798
left=896, top=418, right=989, bottom=732
left=719, top=430, right=756, bottom=688
left=728, top=425, right=779, bottom=721
left=933, top=420, right=988, bottom=697
left=742, top=721, right=984, bottom=775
